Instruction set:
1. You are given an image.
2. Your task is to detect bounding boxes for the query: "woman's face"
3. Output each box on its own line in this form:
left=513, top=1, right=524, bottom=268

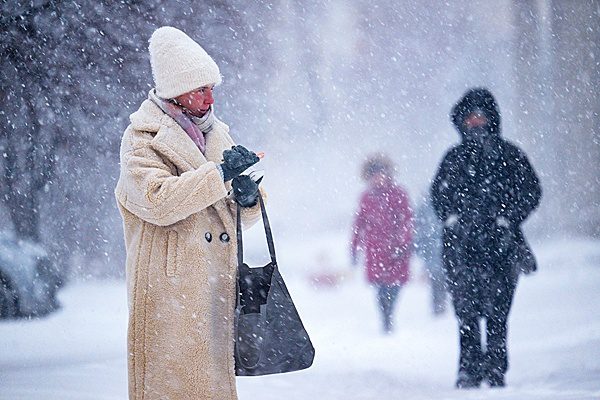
left=174, top=86, right=215, bottom=117
left=369, top=172, right=389, bottom=186
left=464, top=110, right=488, bottom=129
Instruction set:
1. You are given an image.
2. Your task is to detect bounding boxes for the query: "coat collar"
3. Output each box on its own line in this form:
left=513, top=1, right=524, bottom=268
left=131, top=98, right=237, bottom=233
left=142, top=100, right=229, bottom=173
left=150, top=110, right=237, bottom=234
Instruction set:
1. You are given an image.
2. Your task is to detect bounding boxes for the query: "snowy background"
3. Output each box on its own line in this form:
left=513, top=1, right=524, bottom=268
left=1, top=239, right=599, bottom=399
left=1, top=1, right=599, bottom=399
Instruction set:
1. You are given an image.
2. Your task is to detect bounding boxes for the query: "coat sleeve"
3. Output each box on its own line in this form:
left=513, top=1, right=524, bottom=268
left=430, top=150, right=460, bottom=223
left=351, top=194, right=368, bottom=255
left=217, top=125, right=267, bottom=230
left=118, top=145, right=228, bottom=226
left=504, top=149, right=542, bottom=225
left=396, top=189, right=413, bottom=251
left=227, top=186, right=267, bottom=230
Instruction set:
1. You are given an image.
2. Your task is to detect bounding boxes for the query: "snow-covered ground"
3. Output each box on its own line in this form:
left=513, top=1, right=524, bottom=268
left=1, top=237, right=599, bottom=400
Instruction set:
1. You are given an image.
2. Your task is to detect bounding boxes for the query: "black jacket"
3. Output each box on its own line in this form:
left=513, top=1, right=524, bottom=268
left=431, top=89, right=541, bottom=273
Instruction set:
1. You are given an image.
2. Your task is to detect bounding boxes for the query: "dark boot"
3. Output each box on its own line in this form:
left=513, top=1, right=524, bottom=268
left=456, top=316, right=483, bottom=386
left=383, top=315, right=393, bottom=334
left=487, top=370, right=505, bottom=388
left=484, top=275, right=515, bottom=388
left=456, top=371, right=482, bottom=389
left=377, top=285, right=400, bottom=334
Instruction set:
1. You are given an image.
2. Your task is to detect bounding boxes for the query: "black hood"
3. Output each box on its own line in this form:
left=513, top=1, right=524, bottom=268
left=451, top=88, right=501, bottom=141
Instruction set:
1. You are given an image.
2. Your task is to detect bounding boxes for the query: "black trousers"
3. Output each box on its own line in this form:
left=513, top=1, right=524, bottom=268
left=376, top=284, right=401, bottom=331
left=448, top=263, right=517, bottom=380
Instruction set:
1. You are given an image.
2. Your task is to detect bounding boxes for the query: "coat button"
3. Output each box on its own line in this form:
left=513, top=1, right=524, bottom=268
left=205, top=232, right=212, bottom=243
left=220, top=233, right=230, bottom=243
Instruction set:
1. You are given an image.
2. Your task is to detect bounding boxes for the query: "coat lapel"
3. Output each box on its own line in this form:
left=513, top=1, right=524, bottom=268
left=203, top=121, right=233, bottom=165
left=150, top=112, right=232, bottom=172
left=150, top=117, right=206, bottom=173
left=150, top=113, right=237, bottom=234
left=204, top=122, right=236, bottom=235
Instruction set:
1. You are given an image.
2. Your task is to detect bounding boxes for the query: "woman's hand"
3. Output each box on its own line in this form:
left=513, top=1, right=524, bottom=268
left=220, top=145, right=260, bottom=181
left=232, top=175, right=262, bottom=207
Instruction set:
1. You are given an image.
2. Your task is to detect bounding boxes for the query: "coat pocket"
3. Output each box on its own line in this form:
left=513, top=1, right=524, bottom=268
left=165, top=230, right=179, bottom=277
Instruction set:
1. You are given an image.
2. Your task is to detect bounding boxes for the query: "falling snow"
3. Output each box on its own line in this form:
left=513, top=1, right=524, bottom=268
left=0, top=1, right=599, bottom=399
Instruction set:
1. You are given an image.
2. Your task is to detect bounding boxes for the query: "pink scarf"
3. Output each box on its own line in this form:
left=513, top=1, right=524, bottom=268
left=150, top=90, right=214, bottom=154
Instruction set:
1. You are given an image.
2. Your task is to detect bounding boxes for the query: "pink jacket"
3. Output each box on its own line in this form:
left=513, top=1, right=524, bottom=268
left=351, top=181, right=413, bottom=285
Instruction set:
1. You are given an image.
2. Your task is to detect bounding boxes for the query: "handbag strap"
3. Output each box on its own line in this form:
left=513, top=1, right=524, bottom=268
left=236, top=191, right=277, bottom=269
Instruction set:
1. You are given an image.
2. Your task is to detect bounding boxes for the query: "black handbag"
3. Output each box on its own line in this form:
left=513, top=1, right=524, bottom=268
left=513, top=229, right=537, bottom=275
left=234, top=192, right=315, bottom=376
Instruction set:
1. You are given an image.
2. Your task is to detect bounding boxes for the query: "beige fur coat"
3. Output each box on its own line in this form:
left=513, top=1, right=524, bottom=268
left=115, top=97, right=264, bottom=400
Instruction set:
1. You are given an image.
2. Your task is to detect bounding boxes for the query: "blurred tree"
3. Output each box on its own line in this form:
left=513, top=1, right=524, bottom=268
left=550, top=0, right=600, bottom=236
left=0, top=1, right=62, bottom=242
left=0, top=0, right=261, bottom=278
left=0, top=0, right=597, bottom=282
left=513, top=0, right=600, bottom=236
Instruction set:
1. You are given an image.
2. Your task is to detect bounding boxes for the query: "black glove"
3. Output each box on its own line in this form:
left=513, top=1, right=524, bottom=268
left=220, top=145, right=260, bottom=181
left=232, top=175, right=262, bottom=208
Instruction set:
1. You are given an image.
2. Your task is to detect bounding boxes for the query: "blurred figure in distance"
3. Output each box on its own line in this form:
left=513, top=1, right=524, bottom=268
left=413, top=193, right=448, bottom=316
left=351, top=154, right=413, bottom=334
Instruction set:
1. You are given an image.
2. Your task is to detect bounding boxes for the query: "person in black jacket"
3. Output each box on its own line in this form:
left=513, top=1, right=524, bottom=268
left=430, top=88, right=541, bottom=388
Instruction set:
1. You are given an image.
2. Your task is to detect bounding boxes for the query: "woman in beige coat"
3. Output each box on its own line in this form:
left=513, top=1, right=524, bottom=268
left=115, top=27, right=265, bottom=400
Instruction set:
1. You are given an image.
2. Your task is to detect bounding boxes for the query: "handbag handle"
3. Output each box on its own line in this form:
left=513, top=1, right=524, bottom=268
left=236, top=191, right=277, bottom=269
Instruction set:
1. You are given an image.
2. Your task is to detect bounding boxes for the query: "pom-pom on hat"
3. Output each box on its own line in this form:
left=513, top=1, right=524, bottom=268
left=149, top=26, right=222, bottom=99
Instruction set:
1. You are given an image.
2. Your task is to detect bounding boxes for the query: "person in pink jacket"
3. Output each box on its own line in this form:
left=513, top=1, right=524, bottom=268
left=351, top=154, right=413, bottom=333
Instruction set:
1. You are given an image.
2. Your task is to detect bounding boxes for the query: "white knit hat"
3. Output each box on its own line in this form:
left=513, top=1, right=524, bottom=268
left=149, top=26, right=222, bottom=99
